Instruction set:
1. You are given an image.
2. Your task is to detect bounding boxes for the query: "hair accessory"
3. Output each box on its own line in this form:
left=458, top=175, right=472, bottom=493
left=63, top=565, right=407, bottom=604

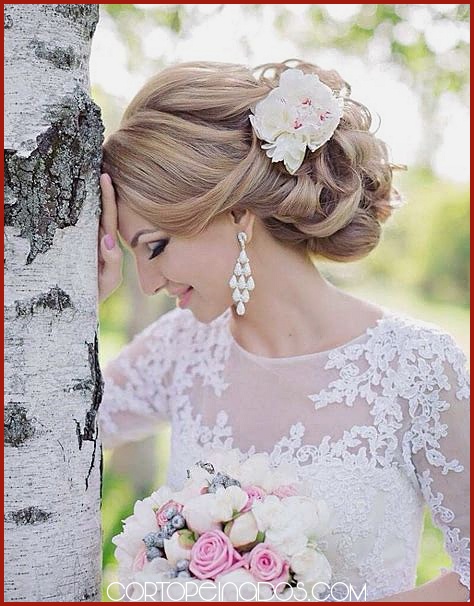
left=249, top=68, right=344, bottom=175
left=228, top=231, right=255, bottom=316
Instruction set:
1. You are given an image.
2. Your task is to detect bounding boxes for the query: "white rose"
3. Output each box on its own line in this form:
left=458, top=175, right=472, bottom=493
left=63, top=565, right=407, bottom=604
left=163, top=531, right=192, bottom=567
left=290, top=548, right=332, bottom=586
left=226, top=511, right=259, bottom=548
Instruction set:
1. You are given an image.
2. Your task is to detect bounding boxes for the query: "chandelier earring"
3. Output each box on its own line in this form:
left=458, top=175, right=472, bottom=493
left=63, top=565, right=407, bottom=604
left=228, top=231, right=255, bottom=316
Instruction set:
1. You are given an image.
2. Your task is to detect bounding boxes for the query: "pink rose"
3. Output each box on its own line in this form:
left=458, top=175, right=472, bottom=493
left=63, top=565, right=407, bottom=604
left=245, top=543, right=290, bottom=589
left=155, top=500, right=183, bottom=527
left=189, top=530, right=246, bottom=580
left=132, top=545, right=148, bottom=573
left=241, top=486, right=266, bottom=513
left=271, top=484, right=299, bottom=498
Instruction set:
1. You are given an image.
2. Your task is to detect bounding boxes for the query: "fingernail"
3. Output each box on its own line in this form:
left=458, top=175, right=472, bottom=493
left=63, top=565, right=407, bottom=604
left=104, top=234, right=115, bottom=250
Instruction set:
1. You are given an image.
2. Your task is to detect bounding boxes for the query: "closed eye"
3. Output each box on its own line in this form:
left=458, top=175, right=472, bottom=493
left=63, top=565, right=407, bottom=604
left=147, top=239, right=169, bottom=260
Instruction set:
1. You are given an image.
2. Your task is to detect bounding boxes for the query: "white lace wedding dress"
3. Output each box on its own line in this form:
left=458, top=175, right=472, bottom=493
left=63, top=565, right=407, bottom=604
left=99, top=305, right=470, bottom=601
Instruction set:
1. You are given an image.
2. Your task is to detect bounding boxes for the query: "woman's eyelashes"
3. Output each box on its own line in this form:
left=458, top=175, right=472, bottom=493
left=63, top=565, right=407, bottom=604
left=147, top=239, right=169, bottom=260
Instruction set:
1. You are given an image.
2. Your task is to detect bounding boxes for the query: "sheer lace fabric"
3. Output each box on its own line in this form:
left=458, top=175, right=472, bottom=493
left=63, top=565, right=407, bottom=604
left=99, top=306, right=470, bottom=601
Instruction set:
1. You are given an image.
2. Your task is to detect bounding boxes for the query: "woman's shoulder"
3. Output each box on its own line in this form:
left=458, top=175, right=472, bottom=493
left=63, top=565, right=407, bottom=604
left=371, top=307, right=469, bottom=389
left=376, top=306, right=466, bottom=352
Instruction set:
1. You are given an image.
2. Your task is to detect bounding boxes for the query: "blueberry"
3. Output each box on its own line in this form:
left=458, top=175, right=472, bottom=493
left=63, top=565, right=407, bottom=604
left=214, top=473, right=227, bottom=484
left=143, top=531, right=161, bottom=548
left=171, top=514, right=185, bottom=529
left=165, top=506, right=178, bottom=520
left=146, top=546, right=163, bottom=561
left=224, top=478, right=241, bottom=488
left=177, top=570, right=191, bottom=578
left=155, top=535, right=165, bottom=549
left=176, top=559, right=190, bottom=572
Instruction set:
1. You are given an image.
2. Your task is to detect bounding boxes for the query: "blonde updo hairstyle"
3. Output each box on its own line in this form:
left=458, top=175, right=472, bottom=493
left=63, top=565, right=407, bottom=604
left=102, top=58, right=404, bottom=263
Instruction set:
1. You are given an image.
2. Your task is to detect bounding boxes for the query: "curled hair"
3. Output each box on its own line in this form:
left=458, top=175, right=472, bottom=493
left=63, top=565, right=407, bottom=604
left=102, top=58, right=405, bottom=262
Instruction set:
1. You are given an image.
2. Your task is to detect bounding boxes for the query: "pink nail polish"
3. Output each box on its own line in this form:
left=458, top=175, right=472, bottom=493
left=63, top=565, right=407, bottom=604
left=104, top=234, right=115, bottom=250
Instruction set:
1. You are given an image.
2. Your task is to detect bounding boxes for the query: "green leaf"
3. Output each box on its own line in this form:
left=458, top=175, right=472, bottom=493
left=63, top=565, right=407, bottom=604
left=178, top=529, right=196, bottom=548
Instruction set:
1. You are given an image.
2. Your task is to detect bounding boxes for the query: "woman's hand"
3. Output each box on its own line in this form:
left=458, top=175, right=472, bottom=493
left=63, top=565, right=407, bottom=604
left=98, top=173, right=123, bottom=304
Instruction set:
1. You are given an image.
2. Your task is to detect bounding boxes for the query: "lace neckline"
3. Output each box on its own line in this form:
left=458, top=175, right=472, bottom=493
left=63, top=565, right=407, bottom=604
left=222, top=305, right=395, bottom=364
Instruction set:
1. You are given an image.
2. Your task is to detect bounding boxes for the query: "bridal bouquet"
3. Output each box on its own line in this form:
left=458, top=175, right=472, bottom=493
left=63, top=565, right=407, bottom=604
left=112, top=449, right=332, bottom=602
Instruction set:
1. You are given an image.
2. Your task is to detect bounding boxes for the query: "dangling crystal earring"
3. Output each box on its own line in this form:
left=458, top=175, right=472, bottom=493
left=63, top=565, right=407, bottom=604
left=228, top=231, right=255, bottom=316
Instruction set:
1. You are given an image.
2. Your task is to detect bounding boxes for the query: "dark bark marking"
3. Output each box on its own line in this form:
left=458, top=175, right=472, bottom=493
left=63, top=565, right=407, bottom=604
left=54, top=4, right=99, bottom=39
left=4, top=12, right=13, bottom=29
left=4, top=88, right=104, bottom=265
left=4, top=404, right=36, bottom=446
left=13, top=286, right=73, bottom=319
left=73, top=330, right=104, bottom=490
left=6, top=506, right=53, bottom=525
left=30, top=39, right=81, bottom=70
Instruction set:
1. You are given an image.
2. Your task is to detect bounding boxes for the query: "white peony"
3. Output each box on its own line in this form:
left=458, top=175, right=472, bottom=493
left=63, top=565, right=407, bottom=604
left=112, top=493, right=166, bottom=583
left=127, top=557, right=173, bottom=601
left=282, top=496, right=331, bottom=539
left=226, top=511, right=259, bottom=548
left=234, top=453, right=301, bottom=493
left=182, top=485, right=248, bottom=535
left=290, top=548, right=332, bottom=587
left=251, top=495, right=284, bottom=532
left=215, top=569, right=270, bottom=602
left=214, top=485, right=249, bottom=517
left=182, top=493, right=222, bottom=535
left=163, top=531, right=192, bottom=567
left=251, top=494, right=331, bottom=558
left=249, top=68, right=344, bottom=175
left=198, top=447, right=244, bottom=479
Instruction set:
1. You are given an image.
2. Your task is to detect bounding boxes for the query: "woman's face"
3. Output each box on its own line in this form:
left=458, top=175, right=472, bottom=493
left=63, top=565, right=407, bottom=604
left=117, top=203, right=243, bottom=323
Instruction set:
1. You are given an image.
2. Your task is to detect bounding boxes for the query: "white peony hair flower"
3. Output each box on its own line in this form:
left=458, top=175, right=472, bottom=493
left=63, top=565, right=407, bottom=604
left=249, top=68, right=344, bottom=175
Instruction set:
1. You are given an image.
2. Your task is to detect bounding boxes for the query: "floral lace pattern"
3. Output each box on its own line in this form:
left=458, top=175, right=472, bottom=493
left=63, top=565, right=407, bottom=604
left=99, top=307, right=470, bottom=600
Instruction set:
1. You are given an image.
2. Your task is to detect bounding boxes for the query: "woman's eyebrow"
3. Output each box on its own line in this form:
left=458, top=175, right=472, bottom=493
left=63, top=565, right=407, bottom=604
left=130, top=229, right=158, bottom=248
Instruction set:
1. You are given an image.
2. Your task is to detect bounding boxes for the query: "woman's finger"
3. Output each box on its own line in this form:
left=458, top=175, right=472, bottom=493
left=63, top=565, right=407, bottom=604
left=100, top=173, right=118, bottom=239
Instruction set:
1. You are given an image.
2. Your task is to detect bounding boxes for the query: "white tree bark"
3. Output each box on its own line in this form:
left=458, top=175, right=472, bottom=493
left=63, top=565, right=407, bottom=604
left=4, top=4, right=103, bottom=601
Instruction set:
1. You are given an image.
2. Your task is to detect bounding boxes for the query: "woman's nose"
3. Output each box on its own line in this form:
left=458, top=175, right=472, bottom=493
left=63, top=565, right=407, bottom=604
left=135, top=259, right=167, bottom=296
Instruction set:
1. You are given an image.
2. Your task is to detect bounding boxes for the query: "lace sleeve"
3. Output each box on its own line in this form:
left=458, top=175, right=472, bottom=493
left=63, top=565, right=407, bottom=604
left=98, top=309, right=179, bottom=450
left=401, top=328, right=470, bottom=594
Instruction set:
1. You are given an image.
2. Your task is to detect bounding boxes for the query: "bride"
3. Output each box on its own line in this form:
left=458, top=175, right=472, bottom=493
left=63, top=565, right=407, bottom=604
left=97, top=59, right=469, bottom=601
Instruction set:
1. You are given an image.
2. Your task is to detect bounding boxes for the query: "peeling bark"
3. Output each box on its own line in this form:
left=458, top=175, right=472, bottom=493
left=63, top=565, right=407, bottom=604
left=4, top=404, right=36, bottom=446
left=4, top=92, right=102, bottom=265
left=4, top=4, right=104, bottom=601
left=6, top=507, right=54, bottom=525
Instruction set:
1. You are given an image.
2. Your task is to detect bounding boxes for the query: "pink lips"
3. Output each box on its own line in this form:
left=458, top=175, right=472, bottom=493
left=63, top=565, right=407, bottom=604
left=178, top=287, right=193, bottom=308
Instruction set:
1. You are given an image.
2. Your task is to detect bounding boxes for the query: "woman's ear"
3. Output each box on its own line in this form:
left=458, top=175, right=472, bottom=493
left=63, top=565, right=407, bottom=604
left=230, top=209, right=256, bottom=243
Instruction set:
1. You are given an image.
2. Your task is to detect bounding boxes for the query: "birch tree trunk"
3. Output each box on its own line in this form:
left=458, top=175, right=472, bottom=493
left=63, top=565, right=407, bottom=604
left=4, top=4, right=103, bottom=601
